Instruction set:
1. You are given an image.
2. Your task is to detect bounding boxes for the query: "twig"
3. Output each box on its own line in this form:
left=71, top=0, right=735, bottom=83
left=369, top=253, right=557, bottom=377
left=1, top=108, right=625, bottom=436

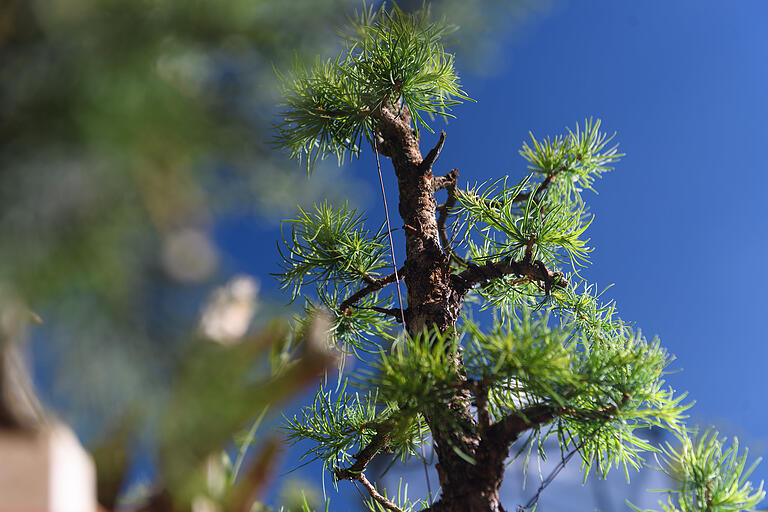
left=432, top=168, right=457, bottom=192
left=489, top=393, right=630, bottom=455
left=515, top=401, right=627, bottom=512
left=354, top=305, right=408, bottom=323
left=335, top=427, right=393, bottom=481
left=517, top=434, right=586, bottom=512
left=487, top=403, right=561, bottom=448
left=434, top=168, right=466, bottom=266
left=357, top=473, right=405, bottom=512
left=339, top=267, right=405, bottom=312
left=419, top=130, right=446, bottom=172
left=453, top=256, right=567, bottom=297
left=512, top=167, right=566, bottom=204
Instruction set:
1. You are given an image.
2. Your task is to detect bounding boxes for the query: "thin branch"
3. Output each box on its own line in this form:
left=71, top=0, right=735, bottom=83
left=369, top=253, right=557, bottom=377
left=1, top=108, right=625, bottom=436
left=434, top=168, right=466, bottom=266
left=487, top=403, right=560, bottom=448
left=512, top=166, right=566, bottom=204
left=488, top=393, right=629, bottom=450
left=458, top=166, right=567, bottom=214
left=517, top=435, right=586, bottom=512
left=453, top=256, right=567, bottom=297
left=339, top=267, right=406, bottom=312
left=359, top=271, right=378, bottom=286
left=357, top=473, right=405, bottom=512
left=516, top=413, right=626, bottom=512
left=432, top=171, right=456, bottom=193
left=354, top=305, right=408, bottom=323
left=419, top=130, right=446, bottom=172
left=335, top=426, right=393, bottom=481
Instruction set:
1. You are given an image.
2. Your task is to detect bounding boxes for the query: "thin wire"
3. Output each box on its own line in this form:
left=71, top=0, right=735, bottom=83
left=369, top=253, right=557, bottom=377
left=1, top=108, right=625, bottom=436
left=371, top=138, right=433, bottom=500
left=518, top=426, right=598, bottom=511
left=373, top=137, right=407, bottom=330
left=418, top=415, right=434, bottom=503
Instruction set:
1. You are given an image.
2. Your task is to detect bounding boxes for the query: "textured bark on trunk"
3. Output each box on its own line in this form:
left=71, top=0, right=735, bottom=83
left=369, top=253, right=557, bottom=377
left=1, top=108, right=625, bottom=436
left=374, top=101, right=508, bottom=512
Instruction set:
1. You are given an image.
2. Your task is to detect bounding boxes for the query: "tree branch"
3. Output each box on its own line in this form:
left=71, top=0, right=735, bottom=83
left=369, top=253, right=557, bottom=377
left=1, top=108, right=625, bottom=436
left=457, top=166, right=567, bottom=214
left=432, top=167, right=457, bottom=193
left=419, top=130, right=446, bottom=172
left=486, top=403, right=560, bottom=448
left=434, top=168, right=466, bottom=266
left=487, top=393, right=630, bottom=449
left=356, top=473, right=405, bottom=512
left=339, top=267, right=406, bottom=312
left=512, top=166, right=566, bottom=204
left=365, top=306, right=408, bottom=323
left=453, top=256, right=567, bottom=297
left=335, top=426, right=393, bottom=481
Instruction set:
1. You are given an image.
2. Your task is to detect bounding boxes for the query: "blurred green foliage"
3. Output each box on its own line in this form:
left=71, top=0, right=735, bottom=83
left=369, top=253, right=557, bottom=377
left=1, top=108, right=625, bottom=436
left=1, top=0, right=360, bottom=507
left=0, top=0, right=544, bottom=508
left=1, top=0, right=361, bottom=305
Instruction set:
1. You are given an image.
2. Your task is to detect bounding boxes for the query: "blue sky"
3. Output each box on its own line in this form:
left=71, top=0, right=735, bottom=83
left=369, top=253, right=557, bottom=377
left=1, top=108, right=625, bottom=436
left=218, top=1, right=768, bottom=508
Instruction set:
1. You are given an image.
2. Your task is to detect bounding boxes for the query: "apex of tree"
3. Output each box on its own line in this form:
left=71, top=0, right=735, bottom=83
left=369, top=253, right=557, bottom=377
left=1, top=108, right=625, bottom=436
left=275, top=3, right=470, bottom=171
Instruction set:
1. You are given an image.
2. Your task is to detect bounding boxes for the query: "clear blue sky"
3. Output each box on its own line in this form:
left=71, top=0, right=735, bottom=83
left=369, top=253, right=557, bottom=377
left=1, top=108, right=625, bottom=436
left=218, top=1, right=768, bottom=508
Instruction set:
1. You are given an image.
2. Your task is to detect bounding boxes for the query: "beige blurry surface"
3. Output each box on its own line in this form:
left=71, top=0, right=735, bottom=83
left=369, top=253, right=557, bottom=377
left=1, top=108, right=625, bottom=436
left=0, top=424, right=96, bottom=512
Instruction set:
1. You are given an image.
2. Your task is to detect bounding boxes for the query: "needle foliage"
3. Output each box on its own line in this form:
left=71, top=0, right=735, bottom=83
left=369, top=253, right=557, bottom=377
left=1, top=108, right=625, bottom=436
left=275, top=3, right=470, bottom=170
left=274, top=4, right=764, bottom=511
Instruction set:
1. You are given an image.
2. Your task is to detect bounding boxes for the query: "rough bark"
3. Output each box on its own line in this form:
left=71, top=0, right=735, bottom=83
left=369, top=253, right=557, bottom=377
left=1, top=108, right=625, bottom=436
left=373, top=101, right=509, bottom=512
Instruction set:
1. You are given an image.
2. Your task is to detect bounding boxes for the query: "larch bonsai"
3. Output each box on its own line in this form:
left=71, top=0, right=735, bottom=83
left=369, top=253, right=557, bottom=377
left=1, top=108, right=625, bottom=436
left=274, top=5, right=764, bottom=512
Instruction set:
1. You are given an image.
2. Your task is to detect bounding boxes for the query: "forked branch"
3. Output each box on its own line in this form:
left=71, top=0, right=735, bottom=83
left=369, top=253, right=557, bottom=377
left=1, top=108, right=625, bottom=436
left=432, top=167, right=457, bottom=193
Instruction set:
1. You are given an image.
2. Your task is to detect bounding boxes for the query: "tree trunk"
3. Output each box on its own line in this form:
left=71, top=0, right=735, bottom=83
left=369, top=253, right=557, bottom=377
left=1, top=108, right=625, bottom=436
left=375, top=102, right=507, bottom=512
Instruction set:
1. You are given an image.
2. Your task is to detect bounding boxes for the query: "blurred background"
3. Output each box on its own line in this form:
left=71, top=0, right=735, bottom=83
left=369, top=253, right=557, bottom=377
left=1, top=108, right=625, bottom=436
left=1, top=0, right=766, bottom=510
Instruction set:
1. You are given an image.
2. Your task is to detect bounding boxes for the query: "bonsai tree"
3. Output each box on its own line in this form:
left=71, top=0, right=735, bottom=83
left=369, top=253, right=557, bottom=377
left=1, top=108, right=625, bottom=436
left=275, top=5, right=764, bottom=512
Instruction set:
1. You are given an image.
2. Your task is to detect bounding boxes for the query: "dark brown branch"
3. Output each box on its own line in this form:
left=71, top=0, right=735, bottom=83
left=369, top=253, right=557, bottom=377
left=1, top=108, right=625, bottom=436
left=488, top=393, right=630, bottom=449
left=434, top=167, right=458, bottom=196
left=340, top=267, right=406, bottom=312
left=486, top=403, right=560, bottom=448
left=356, top=473, right=405, bottom=512
left=516, top=397, right=631, bottom=511
left=353, top=305, right=408, bottom=323
left=434, top=168, right=466, bottom=266
left=370, top=306, right=407, bottom=322
left=335, top=427, right=393, bottom=481
left=523, top=235, right=536, bottom=263
left=517, top=395, right=626, bottom=512
left=432, top=169, right=456, bottom=193
left=513, top=166, right=566, bottom=204
left=419, top=130, right=446, bottom=172
left=453, top=256, right=567, bottom=297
